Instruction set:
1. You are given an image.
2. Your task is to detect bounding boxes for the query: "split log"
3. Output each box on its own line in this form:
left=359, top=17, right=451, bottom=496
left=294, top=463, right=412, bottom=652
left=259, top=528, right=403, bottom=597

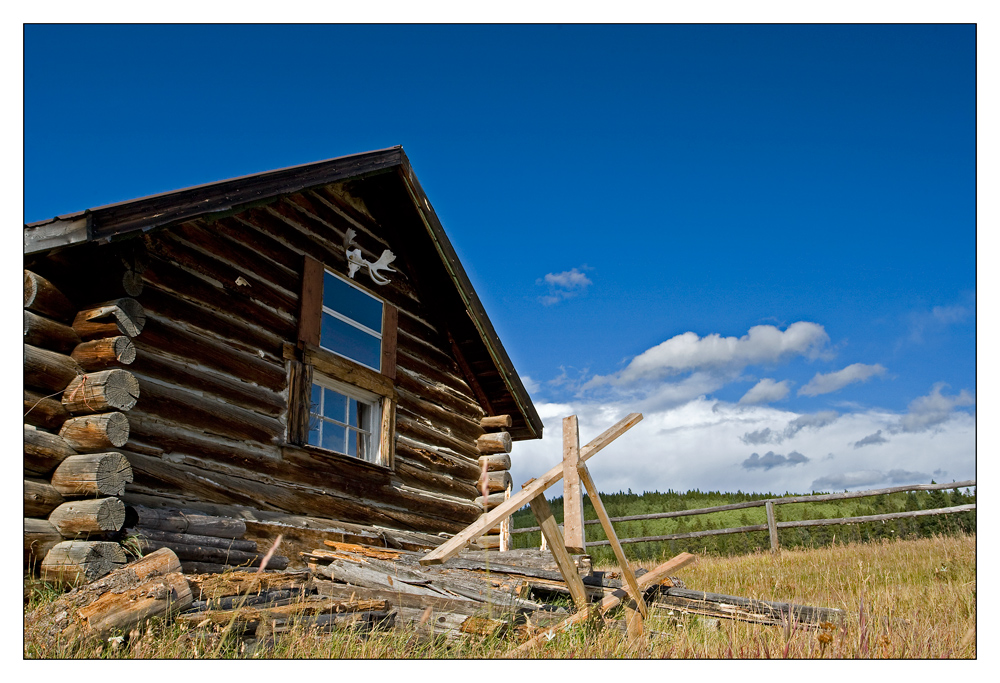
left=476, top=431, right=512, bottom=455
left=71, top=336, right=136, bottom=371
left=477, top=469, right=513, bottom=494
left=48, top=497, right=127, bottom=536
left=24, top=389, right=71, bottom=430
left=653, top=587, right=846, bottom=627
left=24, top=270, right=75, bottom=322
left=25, top=518, right=63, bottom=567
left=478, top=452, right=511, bottom=472
left=480, top=414, right=512, bottom=430
left=72, top=298, right=146, bottom=340
left=126, top=527, right=259, bottom=553
left=24, top=343, right=83, bottom=393
left=24, top=478, right=66, bottom=517
left=59, top=412, right=130, bottom=451
left=41, top=540, right=128, bottom=585
left=24, top=310, right=81, bottom=354
left=130, top=537, right=288, bottom=569
left=61, top=369, right=140, bottom=414
left=30, top=548, right=192, bottom=642
left=129, top=504, right=247, bottom=539
left=51, top=452, right=134, bottom=497
left=24, top=425, right=78, bottom=475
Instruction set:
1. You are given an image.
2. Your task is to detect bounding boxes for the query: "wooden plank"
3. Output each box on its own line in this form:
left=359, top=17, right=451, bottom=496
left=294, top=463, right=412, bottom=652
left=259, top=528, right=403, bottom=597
left=576, top=462, right=646, bottom=619
left=562, top=415, right=585, bottom=554
left=381, top=303, right=398, bottom=380
left=509, top=552, right=696, bottom=656
left=420, top=413, right=642, bottom=565
left=527, top=493, right=590, bottom=613
left=299, top=255, right=323, bottom=347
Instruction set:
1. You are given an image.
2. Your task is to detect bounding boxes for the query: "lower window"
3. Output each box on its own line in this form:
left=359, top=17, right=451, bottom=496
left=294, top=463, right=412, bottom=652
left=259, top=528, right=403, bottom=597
left=309, top=377, right=381, bottom=464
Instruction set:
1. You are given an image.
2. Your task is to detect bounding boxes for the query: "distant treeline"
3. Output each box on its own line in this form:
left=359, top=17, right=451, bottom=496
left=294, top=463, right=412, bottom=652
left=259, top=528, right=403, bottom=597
left=509, top=484, right=976, bottom=565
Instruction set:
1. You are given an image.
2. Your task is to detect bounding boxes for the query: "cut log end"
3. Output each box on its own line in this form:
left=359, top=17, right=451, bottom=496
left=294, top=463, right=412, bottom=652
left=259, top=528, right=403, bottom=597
left=476, top=431, right=512, bottom=455
left=41, top=540, right=128, bottom=585
left=59, top=412, right=130, bottom=451
left=62, top=369, right=140, bottom=414
left=49, top=497, right=127, bottom=536
left=51, top=452, right=134, bottom=497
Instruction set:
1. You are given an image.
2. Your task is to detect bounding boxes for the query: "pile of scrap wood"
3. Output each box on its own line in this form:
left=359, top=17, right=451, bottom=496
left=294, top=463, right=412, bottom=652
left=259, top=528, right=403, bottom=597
left=27, top=542, right=845, bottom=654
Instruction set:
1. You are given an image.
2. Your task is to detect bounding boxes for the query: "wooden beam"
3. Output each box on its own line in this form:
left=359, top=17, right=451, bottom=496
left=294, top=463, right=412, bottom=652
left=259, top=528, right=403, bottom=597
left=480, top=415, right=512, bottom=430
left=562, top=415, right=585, bottom=554
left=509, top=552, right=696, bottom=656
left=420, top=413, right=642, bottom=565
left=527, top=492, right=590, bottom=613
left=577, top=462, right=646, bottom=619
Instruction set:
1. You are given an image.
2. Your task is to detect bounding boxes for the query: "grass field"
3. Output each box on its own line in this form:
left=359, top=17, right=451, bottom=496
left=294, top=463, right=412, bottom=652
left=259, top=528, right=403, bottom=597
left=23, top=532, right=975, bottom=659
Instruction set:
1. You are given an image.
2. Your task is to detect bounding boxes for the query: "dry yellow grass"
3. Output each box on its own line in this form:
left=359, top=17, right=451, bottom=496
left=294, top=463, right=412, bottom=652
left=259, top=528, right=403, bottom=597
left=24, top=533, right=975, bottom=659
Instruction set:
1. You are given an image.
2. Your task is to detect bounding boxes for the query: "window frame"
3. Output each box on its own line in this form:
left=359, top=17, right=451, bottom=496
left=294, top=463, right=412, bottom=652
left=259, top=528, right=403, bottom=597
left=287, top=254, right=397, bottom=470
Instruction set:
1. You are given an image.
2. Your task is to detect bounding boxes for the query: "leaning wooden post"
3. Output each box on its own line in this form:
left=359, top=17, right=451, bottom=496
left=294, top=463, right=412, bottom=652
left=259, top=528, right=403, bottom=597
left=527, top=489, right=590, bottom=613
left=562, top=415, right=586, bottom=554
left=766, top=500, right=780, bottom=553
left=577, top=462, right=647, bottom=620
left=420, top=413, right=643, bottom=566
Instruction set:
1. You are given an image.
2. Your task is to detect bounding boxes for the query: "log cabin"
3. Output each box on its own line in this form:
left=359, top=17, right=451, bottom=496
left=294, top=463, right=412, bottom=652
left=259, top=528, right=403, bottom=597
left=24, top=146, right=542, bottom=573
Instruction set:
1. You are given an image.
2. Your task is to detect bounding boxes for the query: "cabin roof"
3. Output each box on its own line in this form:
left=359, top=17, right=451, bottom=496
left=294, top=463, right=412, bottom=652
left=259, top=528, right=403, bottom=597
left=24, top=146, right=542, bottom=440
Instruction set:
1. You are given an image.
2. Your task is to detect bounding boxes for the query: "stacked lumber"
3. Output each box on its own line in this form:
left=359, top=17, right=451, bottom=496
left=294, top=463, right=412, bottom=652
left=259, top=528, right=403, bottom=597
left=474, top=414, right=515, bottom=551
left=122, top=505, right=289, bottom=573
left=24, top=265, right=141, bottom=581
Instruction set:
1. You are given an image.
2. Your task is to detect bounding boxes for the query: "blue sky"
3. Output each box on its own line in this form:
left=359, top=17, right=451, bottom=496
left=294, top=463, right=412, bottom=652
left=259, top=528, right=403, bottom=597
left=23, top=24, right=977, bottom=496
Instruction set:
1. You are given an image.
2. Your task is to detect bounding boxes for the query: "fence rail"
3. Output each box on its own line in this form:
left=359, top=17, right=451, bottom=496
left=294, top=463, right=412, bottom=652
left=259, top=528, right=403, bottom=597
left=511, top=479, right=976, bottom=552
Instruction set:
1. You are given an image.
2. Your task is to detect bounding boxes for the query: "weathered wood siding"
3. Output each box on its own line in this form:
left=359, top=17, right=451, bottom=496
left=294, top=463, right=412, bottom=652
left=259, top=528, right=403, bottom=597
left=99, top=182, right=489, bottom=534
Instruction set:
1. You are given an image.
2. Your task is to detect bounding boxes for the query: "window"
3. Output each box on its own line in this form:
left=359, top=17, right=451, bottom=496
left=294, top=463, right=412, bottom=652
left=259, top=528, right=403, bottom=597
left=308, top=377, right=380, bottom=463
left=320, top=270, right=383, bottom=372
left=287, top=255, right=397, bottom=469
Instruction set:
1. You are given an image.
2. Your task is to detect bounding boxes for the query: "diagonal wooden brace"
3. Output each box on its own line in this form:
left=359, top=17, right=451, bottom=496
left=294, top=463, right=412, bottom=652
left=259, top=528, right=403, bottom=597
left=419, top=413, right=642, bottom=565
left=577, top=462, right=647, bottom=620
left=527, top=492, right=590, bottom=613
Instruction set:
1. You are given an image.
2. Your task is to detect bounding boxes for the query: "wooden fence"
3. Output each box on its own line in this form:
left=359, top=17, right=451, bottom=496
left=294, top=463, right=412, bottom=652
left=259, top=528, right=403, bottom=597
left=511, top=479, right=976, bottom=553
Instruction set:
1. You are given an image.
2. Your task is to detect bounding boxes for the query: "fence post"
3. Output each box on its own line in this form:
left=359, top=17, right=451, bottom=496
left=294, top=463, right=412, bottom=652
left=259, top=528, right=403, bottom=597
left=766, top=500, right=780, bottom=553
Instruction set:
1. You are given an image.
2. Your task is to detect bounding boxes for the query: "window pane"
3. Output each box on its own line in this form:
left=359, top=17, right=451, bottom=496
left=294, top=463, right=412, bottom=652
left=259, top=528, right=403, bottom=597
left=346, top=430, right=357, bottom=458
left=322, top=423, right=346, bottom=453
left=357, top=430, right=372, bottom=462
left=321, top=313, right=381, bottom=371
left=323, top=388, right=347, bottom=423
left=307, top=421, right=321, bottom=448
left=310, top=383, right=322, bottom=414
left=323, top=271, right=383, bottom=333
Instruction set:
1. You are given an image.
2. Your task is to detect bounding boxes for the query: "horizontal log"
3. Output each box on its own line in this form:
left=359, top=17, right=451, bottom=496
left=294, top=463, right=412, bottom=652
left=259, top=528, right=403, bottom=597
left=478, top=453, right=511, bottom=472
left=125, top=416, right=282, bottom=465
left=475, top=492, right=508, bottom=509
left=476, top=431, right=512, bottom=455
left=138, top=313, right=286, bottom=392
left=395, top=435, right=483, bottom=480
left=654, top=587, right=845, bottom=627
left=130, top=537, right=288, bottom=569
left=71, top=336, right=136, bottom=371
left=24, top=425, right=78, bottom=475
left=48, top=497, right=127, bottom=536
left=395, top=366, right=483, bottom=422
left=24, top=310, right=81, bottom=354
left=474, top=534, right=501, bottom=550
left=25, top=517, right=63, bottom=567
left=24, top=478, right=67, bottom=517
left=51, top=452, right=134, bottom=497
left=73, top=298, right=146, bottom=340
left=396, top=412, right=480, bottom=460
left=62, top=369, right=140, bottom=414
left=24, top=389, right=71, bottom=430
left=24, top=270, right=75, bottom=322
left=477, top=469, right=513, bottom=494
left=132, top=345, right=284, bottom=416
left=41, top=540, right=128, bottom=585
left=480, top=415, right=512, bottom=430
left=394, top=456, right=480, bottom=501
left=59, top=412, right=130, bottom=451
left=395, top=386, right=484, bottom=443
left=396, top=347, right=476, bottom=405
left=24, top=343, right=83, bottom=394
left=130, top=373, right=282, bottom=444
left=129, top=504, right=247, bottom=539
left=127, top=527, right=258, bottom=553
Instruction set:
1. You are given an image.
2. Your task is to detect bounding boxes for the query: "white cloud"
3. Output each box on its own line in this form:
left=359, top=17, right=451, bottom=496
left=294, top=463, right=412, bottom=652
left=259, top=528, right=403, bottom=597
left=586, top=322, right=829, bottom=388
left=892, top=382, right=975, bottom=434
left=739, top=378, right=792, bottom=405
left=536, top=267, right=592, bottom=305
left=740, top=410, right=839, bottom=445
left=853, top=430, right=888, bottom=448
left=798, top=363, right=887, bottom=396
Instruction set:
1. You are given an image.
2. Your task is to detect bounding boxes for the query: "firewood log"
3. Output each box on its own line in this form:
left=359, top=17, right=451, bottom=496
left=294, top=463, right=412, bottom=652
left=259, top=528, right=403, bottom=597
left=41, top=540, right=127, bottom=585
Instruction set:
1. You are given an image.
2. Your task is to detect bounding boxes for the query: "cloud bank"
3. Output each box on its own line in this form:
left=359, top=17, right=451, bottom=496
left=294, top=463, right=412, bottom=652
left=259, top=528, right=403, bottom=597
left=799, top=363, right=887, bottom=396
left=739, top=378, right=792, bottom=405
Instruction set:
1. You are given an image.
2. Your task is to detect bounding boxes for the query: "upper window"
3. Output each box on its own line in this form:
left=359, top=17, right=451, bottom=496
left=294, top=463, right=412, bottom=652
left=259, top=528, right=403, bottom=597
left=321, top=270, right=383, bottom=372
